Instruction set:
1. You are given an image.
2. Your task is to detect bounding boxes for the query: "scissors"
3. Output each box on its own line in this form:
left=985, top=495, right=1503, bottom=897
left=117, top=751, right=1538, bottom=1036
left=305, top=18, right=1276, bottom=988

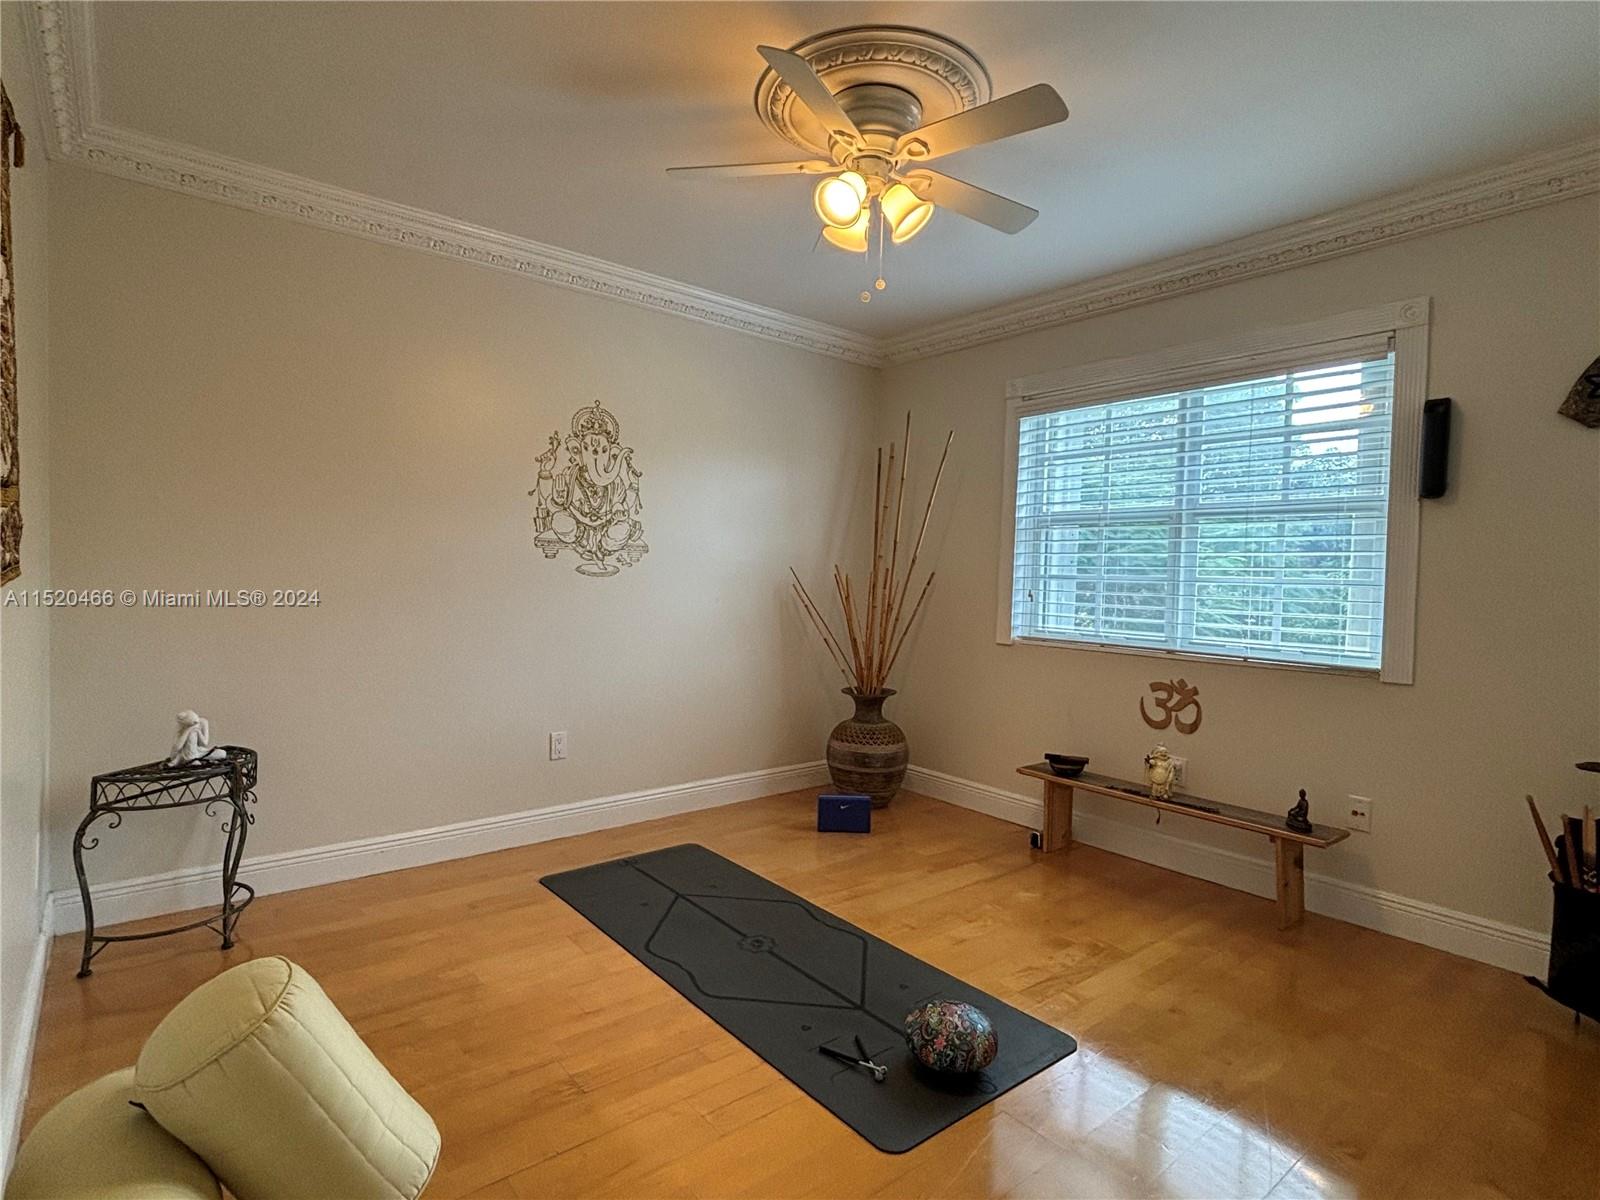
left=818, top=1035, right=888, bottom=1082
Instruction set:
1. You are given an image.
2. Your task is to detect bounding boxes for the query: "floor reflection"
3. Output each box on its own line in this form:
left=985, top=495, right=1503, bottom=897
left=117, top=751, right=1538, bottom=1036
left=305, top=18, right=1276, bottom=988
left=998, top=1044, right=1353, bottom=1199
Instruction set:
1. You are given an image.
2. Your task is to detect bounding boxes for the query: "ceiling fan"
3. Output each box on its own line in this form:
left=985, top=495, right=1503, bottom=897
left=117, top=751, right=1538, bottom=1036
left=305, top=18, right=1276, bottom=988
left=668, top=30, right=1069, bottom=258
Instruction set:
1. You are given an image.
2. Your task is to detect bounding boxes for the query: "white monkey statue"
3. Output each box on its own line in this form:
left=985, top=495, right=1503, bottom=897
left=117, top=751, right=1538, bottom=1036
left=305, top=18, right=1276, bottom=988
left=166, top=710, right=227, bottom=766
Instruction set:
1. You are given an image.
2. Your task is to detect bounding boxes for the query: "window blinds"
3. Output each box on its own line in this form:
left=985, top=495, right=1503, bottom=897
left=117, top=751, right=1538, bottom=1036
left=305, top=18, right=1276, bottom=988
left=1010, top=347, right=1396, bottom=670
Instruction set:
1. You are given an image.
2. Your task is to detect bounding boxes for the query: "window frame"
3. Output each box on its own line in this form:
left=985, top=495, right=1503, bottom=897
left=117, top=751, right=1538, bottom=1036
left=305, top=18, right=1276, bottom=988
left=997, top=298, right=1430, bottom=684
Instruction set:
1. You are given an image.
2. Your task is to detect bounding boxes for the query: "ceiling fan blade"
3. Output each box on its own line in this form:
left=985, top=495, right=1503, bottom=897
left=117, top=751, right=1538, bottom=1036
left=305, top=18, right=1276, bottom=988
left=667, top=160, right=834, bottom=179
left=904, top=170, right=1039, bottom=235
left=757, top=45, right=862, bottom=148
left=896, top=84, right=1069, bottom=162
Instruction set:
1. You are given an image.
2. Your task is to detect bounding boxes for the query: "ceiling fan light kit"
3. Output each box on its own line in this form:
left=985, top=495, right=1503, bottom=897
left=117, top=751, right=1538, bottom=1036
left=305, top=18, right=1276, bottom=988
left=670, top=25, right=1069, bottom=299
left=880, top=182, right=934, bottom=244
left=823, top=209, right=870, bottom=254
left=814, top=170, right=869, bottom=228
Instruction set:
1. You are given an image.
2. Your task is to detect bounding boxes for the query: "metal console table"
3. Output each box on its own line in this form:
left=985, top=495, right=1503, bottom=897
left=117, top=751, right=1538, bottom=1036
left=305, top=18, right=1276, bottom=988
left=73, top=745, right=258, bottom=977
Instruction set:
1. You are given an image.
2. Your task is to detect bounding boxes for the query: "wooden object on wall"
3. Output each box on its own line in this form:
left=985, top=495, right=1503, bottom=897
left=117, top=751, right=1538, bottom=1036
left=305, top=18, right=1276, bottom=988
left=1, top=84, right=24, bottom=585
left=1140, top=678, right=1201, bottom=733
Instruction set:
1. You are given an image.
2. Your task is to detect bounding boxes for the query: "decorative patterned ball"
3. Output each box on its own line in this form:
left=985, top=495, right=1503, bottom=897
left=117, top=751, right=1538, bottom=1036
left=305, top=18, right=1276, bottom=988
left=903, top=999, right=999, bottom=1074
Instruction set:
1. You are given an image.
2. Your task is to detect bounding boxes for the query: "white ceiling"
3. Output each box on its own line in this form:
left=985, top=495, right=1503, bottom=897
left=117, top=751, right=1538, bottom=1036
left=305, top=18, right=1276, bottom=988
left=87, top=2, right=1600, bottom=338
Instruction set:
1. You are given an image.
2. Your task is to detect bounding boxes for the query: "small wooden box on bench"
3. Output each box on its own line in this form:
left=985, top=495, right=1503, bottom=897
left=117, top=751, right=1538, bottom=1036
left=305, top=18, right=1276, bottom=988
left=1016, top=764, right=1350, bottom=930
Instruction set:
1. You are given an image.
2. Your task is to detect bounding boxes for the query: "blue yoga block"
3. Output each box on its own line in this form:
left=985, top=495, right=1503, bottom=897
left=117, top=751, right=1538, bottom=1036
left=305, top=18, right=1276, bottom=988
left=817, top=793, right=872, bottom=833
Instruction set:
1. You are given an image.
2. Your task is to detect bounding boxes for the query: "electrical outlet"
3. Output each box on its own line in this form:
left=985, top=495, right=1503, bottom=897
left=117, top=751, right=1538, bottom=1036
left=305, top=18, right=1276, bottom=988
left=1170, top=756, right=1188, bottom=787
left=1345, top=795, right=1372, bottom=832
left=549, top=731, right=568, bottom=761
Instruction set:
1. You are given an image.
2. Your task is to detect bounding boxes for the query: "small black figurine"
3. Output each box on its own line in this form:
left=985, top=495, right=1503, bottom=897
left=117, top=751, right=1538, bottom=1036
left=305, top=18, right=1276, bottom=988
left=1285, top=789, right=1313, bottom=834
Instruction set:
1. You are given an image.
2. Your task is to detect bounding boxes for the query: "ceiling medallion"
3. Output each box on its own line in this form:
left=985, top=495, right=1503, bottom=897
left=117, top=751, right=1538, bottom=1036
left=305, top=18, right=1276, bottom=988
left=669, top=25, right=1068, bottom=303
left=755, top=26, right=992, bottom=158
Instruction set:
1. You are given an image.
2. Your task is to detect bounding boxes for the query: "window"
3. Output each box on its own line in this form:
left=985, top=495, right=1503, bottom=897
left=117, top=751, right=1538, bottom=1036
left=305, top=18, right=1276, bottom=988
left=999, top=301, right=1428, bottom=681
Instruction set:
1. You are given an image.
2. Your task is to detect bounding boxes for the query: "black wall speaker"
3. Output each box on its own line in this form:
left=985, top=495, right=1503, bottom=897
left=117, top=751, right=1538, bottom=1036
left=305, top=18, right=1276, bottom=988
left=1419, top=397, right=1452, bottom=499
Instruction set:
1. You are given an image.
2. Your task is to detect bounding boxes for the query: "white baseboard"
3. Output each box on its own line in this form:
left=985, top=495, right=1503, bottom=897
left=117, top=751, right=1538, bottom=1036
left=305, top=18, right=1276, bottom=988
left=41, top=756, right=1551, bottom=986
left=906, top=765, right=1551, bottom=978
left=50, top=761, right=830, bottom=933
left=2, top=907, right=54, bottom=1182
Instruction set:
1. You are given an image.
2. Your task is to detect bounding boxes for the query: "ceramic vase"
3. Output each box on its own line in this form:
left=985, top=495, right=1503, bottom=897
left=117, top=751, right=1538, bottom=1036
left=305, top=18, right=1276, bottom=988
left=826, top=688, right=908, bottom=809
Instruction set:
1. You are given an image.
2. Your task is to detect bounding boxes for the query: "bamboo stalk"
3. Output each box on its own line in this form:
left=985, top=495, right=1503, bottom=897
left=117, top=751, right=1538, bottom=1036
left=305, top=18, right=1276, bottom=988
left=848, top=574, right=867, bottom=689
left=880, top=429, right=952, bottom=681
left=791, top=577, right=851, bottom=672
left=870, top=448, right=883, bottom=691
left=790, top=569, right=853, bottom=680
left=789, top=419, right=952, bottom=697
left=879, top=413, right=911, bottom=679
left=806, top=582, right=854, bottom=673
left=881, top=559, right=896, bottom=670
left=865, top=445, right=890, bottom=691
left=903, top=429, right=953, bottom=581
left=875, top=441, right=900, bottom=689
left=791, top=584, right=853, bottom=685
left=834, top=567, right=866, bottom=687
left=882, top=571, right=936, bottom=682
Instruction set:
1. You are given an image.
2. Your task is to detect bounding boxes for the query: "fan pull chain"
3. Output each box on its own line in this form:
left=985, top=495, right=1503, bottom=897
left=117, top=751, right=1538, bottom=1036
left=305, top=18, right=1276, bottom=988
left=860, top=199, right=875, bottom=303
left=875, top=204, right=887, bottom=293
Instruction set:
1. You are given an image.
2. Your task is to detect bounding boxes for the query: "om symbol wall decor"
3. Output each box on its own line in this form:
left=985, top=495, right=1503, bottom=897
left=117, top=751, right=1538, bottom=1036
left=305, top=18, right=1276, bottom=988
left=528, top=401, right=648, bottom=577
left=1140, top=678, right=1202, bottom=735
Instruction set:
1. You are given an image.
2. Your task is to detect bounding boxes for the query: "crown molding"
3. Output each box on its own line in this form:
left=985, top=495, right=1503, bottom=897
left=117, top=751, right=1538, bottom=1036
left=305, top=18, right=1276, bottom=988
left=24, top=1, right=1600, bottom=372
left=880, top=137, right=1600, bottom=363
left=20, top=0, right=88, bottom=157
left=73, top=125, right=887, bottom=367
left=22, top=2, right=884, bottom=369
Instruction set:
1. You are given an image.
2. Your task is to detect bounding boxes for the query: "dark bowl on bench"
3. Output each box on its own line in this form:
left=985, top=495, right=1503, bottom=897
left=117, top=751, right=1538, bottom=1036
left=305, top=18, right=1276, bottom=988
left=1044, top=754, right=1089, bottom=778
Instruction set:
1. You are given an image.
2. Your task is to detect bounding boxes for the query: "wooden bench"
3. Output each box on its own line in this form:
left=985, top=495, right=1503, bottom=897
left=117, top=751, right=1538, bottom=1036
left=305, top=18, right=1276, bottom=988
left=1016, top=763, right=1350, bottom=929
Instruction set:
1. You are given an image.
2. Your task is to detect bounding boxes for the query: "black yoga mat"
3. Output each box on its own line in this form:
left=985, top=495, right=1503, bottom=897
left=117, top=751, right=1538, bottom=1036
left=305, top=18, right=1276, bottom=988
left=541, top=843, right=1077, bottom=1153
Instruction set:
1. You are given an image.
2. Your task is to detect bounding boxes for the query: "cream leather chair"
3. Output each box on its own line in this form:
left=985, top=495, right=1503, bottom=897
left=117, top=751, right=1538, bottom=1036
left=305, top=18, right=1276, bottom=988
left=8, top=957, right=441, bottom=1200
left=5, top=1069, right=220, bottom=1200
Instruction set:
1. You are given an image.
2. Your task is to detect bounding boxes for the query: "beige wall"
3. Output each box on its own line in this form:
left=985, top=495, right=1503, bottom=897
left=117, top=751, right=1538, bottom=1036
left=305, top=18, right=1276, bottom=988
left=44, top=163, right=878, bottom=888
left=878, top=195, right=1600, bottom=935
left=28, top=147, right=1600, bottom=949
left=1, top=1, right=53, bottom=1161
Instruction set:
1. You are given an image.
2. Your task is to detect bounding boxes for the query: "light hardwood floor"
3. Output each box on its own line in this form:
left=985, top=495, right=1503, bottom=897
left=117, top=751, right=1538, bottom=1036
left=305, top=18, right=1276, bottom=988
left=24, top=790, right=1597, bottom=1199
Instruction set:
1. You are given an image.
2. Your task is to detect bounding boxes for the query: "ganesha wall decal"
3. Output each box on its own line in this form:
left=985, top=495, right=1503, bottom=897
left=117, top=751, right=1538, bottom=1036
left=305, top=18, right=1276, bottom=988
left=528, top=400, right=648, bottom=577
